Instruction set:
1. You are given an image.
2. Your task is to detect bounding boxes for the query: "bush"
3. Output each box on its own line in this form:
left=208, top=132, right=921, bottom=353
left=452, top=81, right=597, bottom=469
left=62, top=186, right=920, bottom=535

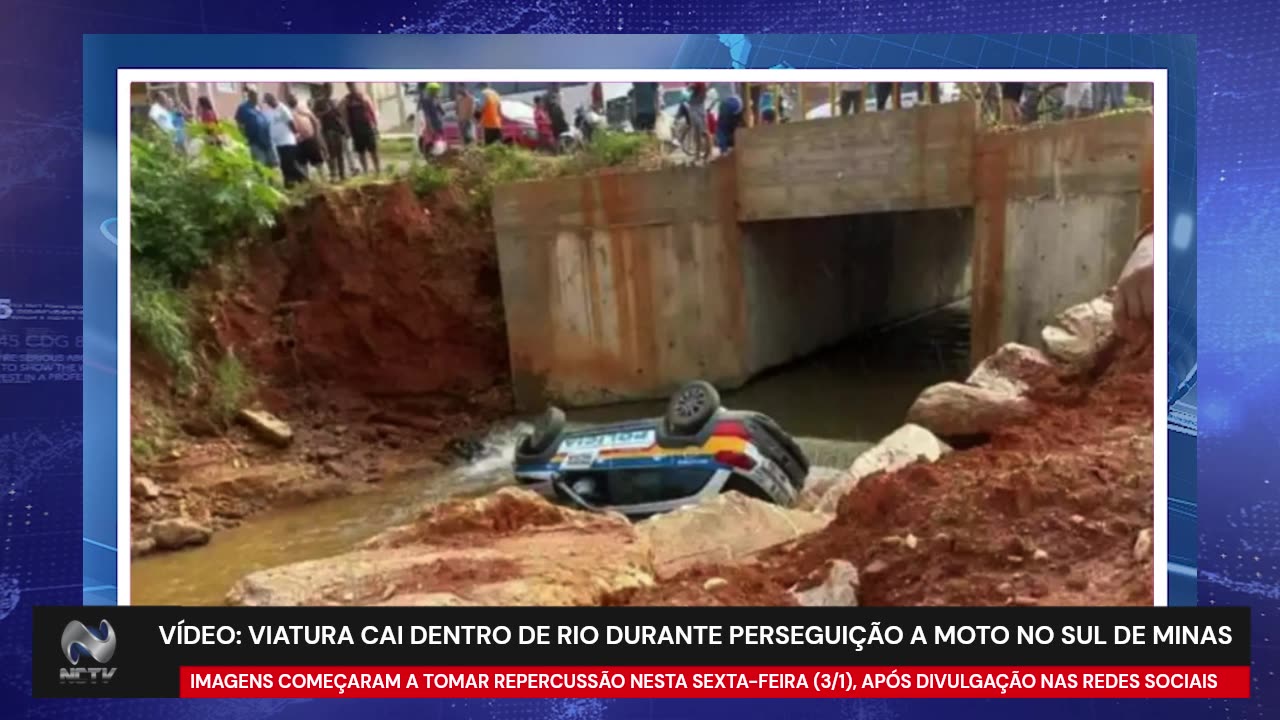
left=577, top=130, right=655, bottom=170
left=131, top=267, right=194, bottom=382
left=131, top=122, right=285, bottom=284
left=409, top=161, right=454, bottom=197
left=210, top=351, right=254, bottom=423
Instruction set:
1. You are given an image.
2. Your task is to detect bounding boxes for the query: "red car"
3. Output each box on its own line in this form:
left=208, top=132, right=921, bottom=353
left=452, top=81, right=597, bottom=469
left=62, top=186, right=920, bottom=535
left=420, top=99, right=540, bottom=153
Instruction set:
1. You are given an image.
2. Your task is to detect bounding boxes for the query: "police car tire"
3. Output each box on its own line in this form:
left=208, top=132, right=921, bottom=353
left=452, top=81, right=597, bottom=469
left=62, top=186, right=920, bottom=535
left=665, top=380, right=721, bottom=435
left=519, top=406, right=566, bottom=456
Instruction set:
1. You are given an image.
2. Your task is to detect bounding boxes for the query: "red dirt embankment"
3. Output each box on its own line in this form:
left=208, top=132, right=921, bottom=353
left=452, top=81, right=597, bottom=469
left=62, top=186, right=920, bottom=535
left=214, top=182, right=508, bottom=404
left=132, top=182, right=513, bottom=550
left=611, top=342, right=1154, bottom=607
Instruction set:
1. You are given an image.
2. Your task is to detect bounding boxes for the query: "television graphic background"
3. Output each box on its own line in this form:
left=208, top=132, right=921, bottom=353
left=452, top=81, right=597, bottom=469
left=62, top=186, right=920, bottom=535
left=2, top=0, right=1273, bottom=716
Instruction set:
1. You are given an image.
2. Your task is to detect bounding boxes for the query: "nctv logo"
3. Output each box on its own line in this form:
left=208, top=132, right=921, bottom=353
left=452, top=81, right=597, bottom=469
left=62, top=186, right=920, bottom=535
left=59, top=620, right=118, bottom=683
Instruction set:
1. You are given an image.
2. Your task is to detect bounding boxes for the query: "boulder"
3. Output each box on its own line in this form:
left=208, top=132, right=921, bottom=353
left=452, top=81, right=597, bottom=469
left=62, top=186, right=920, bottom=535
left=237, top=409, right=294, bottom=448
left=131, top=475, right=161, bottom=499
left=967, top=343, right=1053, bottom=396
left=815, top=424, right=950, bottom=513
left=796, top=466, right=851, bottom=511
left=1041, top=297, right=1115, bottom=369
left=228, top=488, right=653, bottom=606
left=789, top=560, right=859, bottom=607
left=906, top=382, right=1035, bottom=438
left=149, top=517, right=212, bottom=550
left=637, top=492, right=832, bottom=580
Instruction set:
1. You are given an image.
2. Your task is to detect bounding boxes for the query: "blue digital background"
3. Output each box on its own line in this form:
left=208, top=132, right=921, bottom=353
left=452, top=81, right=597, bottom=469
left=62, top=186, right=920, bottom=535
left=2, top=1, right=1266, bottom=715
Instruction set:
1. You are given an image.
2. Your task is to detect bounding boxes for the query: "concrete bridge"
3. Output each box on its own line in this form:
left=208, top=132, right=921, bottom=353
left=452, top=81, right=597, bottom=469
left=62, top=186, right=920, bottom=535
left=492, top=102, right=1154, bottom=409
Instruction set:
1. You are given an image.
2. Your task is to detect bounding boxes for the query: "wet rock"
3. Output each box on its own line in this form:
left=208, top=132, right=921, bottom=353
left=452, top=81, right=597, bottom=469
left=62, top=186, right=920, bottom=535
left=638, top=492, right=832, bottom=580
left=149, top=517, right=212, bottom=550
left=1032, top=548, right=1050, bottom=562
left=789, top=560, right=859, bottom=607
left=906, top=382, right=1035, bottom=437
left=237, top=409, right=294, bottom=448
left=445, top=437, right=486, bottom=462
left=1133, top=528, right=1153, bottom=563
left=228, top=489, right=653, bottom=606
left=1042, top=297, right=1115, bottom=369
left=816, top=424, right=950, bottom=513
left=131, top=537, right=157, bottom=558
left=967, top=343, right=1053, bottom=396
left=904, top=533, right=919, bottom=550
left=132, top=476, right=161, bottom=499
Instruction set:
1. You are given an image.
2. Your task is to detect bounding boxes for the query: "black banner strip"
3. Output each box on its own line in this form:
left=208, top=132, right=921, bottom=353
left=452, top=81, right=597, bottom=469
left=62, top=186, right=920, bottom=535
left=33, top=606, right=1250, bottom=698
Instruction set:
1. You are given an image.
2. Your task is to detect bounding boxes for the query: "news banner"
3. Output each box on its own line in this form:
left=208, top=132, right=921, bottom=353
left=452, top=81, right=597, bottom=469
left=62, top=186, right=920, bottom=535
left=34, top=607, right=1249, bottom=699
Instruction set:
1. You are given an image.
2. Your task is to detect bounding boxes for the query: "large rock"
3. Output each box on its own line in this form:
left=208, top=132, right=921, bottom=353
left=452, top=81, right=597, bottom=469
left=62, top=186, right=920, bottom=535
left=237, top=409, right=294, bottom=448
left=967, top=343, right=1053, bottom=396
left=905, top=382, right=1035, bottom=438
left=132, top=475, right=161, bottom=499
left=789, top=560, right=859, bottom=607
left=797, top=466, right=851, bottom=511
left=815, top=424, right=950, bottom=513
left=637, top=492, right=832, bottom=580
left=1042, top=297, right=1115, bottom=369
left=228, top=488, right=653, bottom=606
left=149, top=517, right=212, bottom=550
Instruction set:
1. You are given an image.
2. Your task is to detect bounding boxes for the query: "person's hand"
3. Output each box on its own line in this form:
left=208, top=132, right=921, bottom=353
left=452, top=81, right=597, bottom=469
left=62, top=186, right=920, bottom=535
left=1113, top=231, right=1155, bottom=339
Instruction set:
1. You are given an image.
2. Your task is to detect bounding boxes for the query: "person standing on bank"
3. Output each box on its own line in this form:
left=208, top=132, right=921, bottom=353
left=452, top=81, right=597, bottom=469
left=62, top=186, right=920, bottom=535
left=262, top=92, right=305, bottom=186
left=311, top=84, right=348, bottom=181
left=454, top=86, right=477, bottom=146
left=235, top=87, right=277, bottom=169
left=287, top=94, right=326, bottom=180
left=340, top=82, right=381, bottom=175
left=477, top=83, right=504, bottom=145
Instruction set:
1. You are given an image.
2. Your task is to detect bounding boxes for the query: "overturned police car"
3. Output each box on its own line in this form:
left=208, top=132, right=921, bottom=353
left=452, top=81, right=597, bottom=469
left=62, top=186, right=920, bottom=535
left=512, top=380, right=810, bottom=517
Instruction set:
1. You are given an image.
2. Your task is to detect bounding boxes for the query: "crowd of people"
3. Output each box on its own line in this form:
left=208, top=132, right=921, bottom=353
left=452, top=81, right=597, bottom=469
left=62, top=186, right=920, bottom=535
left=232, top=83, right=383, bottom=186
left=145, top=79, right=1136, bottom=186
left=145, top=83, right=385, bottom=187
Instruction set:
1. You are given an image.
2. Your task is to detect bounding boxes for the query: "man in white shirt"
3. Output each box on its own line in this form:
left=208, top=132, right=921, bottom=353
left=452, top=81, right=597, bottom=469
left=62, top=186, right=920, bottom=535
left=148, top=91, right=176, bottom=134
left=263, top=92, right=305, bottom=186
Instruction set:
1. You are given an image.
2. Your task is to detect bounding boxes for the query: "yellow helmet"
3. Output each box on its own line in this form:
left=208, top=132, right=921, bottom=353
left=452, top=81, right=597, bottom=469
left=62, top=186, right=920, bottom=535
left=426, top=82, right=442, bottom=92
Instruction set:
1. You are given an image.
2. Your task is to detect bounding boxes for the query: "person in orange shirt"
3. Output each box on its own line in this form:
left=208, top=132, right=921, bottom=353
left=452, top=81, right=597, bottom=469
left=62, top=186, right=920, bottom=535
left=477, top=83, right=504, bottom=145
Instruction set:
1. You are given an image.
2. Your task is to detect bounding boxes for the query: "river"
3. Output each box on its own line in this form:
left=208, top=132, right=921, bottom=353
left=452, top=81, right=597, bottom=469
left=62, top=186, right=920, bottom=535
left=131, top=300, right=970, bottom=605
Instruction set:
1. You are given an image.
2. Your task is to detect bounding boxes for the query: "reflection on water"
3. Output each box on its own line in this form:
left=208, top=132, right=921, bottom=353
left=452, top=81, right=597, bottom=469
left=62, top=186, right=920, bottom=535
left=131, top=300, right=969, bottom=606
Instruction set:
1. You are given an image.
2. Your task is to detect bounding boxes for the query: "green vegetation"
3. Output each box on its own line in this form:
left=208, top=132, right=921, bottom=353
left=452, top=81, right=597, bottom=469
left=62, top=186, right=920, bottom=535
left=132, top=267, right=195, bottom=385
left=210, top=351, right=255, bottom=424
left=131, top=123, right=285, bottom=284
left=408, top=160, right=454, bottom=197
left=131, top=123, right=281, bottom=436
left=563, top=130, right=657, bottom=174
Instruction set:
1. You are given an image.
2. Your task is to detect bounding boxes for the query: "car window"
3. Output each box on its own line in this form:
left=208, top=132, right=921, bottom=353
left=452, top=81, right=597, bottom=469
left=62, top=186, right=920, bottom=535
left=562, top=467, right=715, bottom=506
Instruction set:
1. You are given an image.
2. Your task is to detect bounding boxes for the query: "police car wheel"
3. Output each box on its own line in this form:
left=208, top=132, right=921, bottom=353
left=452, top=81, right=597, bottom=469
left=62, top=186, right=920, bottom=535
left=665, top=380, right=721, bottom=435
left=519, top=406, right=565, bottom=455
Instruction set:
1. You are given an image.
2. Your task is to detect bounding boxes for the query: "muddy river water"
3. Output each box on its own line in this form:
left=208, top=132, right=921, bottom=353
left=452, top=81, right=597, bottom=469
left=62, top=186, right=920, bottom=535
left=132, top=301, right=970, bottom=605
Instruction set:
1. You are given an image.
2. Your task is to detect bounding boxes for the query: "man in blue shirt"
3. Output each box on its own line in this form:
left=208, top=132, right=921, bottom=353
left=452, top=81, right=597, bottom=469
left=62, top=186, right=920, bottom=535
left=715, top=94, right=744, bottom=155
left=235, top=87, right=277, bottom=168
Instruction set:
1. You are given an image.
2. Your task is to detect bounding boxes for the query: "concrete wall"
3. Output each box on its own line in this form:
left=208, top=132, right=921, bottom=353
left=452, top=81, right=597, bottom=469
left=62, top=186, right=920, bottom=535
left=970, top=111, right=1154, bottom=362
left=492, top=104, right=1152, bottom=407
left=492, top=163, right=747, bottom=409
left=735, top=101, right=975, bottom=221
left=741, top=209, right=972, bottom=374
